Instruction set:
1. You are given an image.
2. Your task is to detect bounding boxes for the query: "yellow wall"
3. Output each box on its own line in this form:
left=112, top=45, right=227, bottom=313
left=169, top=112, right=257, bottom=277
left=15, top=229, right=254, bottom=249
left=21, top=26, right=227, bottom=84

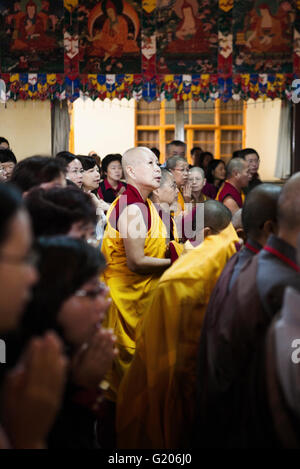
left=0, top=100, right=51, bottom=161
left=0, top=97, right=282, bottom=181
left=245, top=98, right=282, bottom=181
left=73, top=98, right=135, bottom=158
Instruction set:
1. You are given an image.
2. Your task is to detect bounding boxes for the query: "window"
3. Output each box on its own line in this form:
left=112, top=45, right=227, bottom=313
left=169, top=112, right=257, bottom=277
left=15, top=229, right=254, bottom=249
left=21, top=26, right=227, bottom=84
left=135, top=99, right=246, bottom=163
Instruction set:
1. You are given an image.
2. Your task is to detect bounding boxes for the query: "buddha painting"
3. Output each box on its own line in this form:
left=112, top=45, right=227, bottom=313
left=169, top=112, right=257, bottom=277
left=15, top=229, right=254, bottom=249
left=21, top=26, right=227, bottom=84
left=11, top=0, right=56, bottom=53
left=166, top=0, right=210, bottom=54
left=86, top=0, right=139, bottom=67
left=241, top=0, right=293, bottom=53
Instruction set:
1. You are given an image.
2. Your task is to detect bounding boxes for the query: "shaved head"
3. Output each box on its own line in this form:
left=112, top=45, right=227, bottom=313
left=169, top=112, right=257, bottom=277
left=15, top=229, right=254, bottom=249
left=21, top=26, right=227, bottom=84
left=203, top=200, right=232, bottom=233
left=227, top=157, right=246, bottom=178
left=166, top=156, right=187, bottom=171
left=190, top=166, right=205, bottom=179
left=122, top=147, right=155, bottom=180
left=243, top=183, right=281, bottom=238
left=232, top=208, right=243, bottom=231
left=278, top=173, right=300, bottom=231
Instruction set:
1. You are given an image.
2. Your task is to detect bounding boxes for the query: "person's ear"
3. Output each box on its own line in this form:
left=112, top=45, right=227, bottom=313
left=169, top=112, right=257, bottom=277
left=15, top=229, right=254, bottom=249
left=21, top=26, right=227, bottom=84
left=203, top=226, right=212, bottom=238
left=236, top=227, right=246, bottom=243
left=203, top=178, right=207, bottom=187
left=126, top=165, right=135, bottom=179
left=263, top=220, right=277, bottom=236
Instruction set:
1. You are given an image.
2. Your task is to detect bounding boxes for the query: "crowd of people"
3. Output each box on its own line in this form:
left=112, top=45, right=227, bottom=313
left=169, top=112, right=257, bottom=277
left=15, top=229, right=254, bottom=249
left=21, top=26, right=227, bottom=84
left=0, top=135, right=299, bottom=449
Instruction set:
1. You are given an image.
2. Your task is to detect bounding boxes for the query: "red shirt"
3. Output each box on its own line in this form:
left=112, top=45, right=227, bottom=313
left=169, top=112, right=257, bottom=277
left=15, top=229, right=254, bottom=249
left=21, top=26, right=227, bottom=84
left=216, top=181, right=244, bottom=208
left=98, top=179, right=126, bottom=203
left=108, top=184, right=151, bottom=231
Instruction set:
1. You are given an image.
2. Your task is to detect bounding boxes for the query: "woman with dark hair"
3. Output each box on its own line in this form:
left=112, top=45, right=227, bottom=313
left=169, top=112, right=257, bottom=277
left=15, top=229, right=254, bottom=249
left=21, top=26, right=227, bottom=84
left=11, top=156, right=66, bottom=194
left=77, top=155, right=101, bottom=194
left=56, top=152, right=84, bottom=189
left=25, top=186, right=97, bottom=240
left=98, top=154, right=126, bottom=204
left=202, top=159, right=226, bottom=199
left=0, top=149, right=17, bottom=181
left=20, top=236, right=116, bottom=449
left=0, top=183, right=67, bottom=449
left=194, top=151, right=213, bottom=175
left=77, top=155, right=110, bottom=233
left=0, top=137, right=9, bottom=150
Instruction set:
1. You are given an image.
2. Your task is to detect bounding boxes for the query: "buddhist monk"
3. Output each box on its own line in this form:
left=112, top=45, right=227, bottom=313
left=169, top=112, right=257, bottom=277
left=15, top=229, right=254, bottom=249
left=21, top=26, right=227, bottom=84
left=189, top=167, right=209, bottom=205
left=101, top=147, right=171, bottom=404
left=166, top=156, right=190, bottom=213
left=195, top=175, right=300, bottom=448
left=216, top=157, right=251, bottom=214
left=149, top=168, right=179, bottom=242
left=231, top=208, right=244, bottom=241
left=116, top=200, right=239, bottom=449
left=263, top=233, right=300, bottom=448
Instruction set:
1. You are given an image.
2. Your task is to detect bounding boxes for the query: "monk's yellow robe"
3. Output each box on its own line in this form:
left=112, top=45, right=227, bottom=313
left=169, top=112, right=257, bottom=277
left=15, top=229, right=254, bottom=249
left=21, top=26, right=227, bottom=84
left=116, top=223, right=239, bottom=448
left=173, top=190, right=185, bottom=217
left=178, top=190, right=185, bottom=211
left=102, top=197, right=168, bottom=402
left=169, top=239, right=195, bottom=259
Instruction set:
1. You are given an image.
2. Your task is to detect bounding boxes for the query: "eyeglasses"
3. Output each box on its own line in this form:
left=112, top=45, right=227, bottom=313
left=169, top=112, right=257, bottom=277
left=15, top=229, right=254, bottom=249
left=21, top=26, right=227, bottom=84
left=175, top=168, right=189, bottom=174
left=74, top=281, right=107, bottom=299
left=0, top=249, right=39, bottom=267
left=86, top=236, right=99, bottom=248
left=68, top=169, right=84, bottom=175
left=75, top=282, right=107, bottom=299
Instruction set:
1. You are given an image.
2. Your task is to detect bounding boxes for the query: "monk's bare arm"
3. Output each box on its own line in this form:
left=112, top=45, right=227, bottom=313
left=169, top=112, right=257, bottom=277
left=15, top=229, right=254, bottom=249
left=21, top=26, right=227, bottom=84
left=118, top=205, right=171, bottom=274
left=223, top=196, right=240, bottom=215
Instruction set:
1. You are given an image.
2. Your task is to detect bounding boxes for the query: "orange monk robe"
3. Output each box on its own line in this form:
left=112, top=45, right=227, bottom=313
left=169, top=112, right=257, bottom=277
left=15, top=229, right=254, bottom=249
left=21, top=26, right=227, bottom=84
left=102, top=198, right=168, bottom=402
left=116, top=223, right=239, bottom=449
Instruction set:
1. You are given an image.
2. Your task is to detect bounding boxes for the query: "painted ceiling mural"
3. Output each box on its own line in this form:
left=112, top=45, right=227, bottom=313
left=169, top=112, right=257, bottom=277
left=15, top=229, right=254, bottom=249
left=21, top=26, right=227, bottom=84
left=0, top=0, right=299, bottom=101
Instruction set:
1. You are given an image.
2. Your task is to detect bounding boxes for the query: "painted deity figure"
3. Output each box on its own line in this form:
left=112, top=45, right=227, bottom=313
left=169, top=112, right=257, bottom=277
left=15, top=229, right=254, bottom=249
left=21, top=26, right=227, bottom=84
left=11, top=0, right=56, bottom=52
left=166, top=0, right=210, bottom=53
left=88, top=0, right=139, bottom=62
left=243, top=0, right=293, bottom=53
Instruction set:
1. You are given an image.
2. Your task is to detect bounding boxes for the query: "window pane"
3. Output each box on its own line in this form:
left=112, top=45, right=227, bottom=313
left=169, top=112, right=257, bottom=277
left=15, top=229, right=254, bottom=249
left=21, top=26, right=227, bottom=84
left=221, top=130, right=243, bottom=142
left=137, top=130, right=159, bottom=147
left=221, top=130, right=243, bottom=158
left=220, top=99, right=244, bottom=125
left=137, top=113, right=160, bottom=125
left=191, top=100, right=215, bottom=125
left=165, top=112, right=175, bottom=125
left=166, top=130, right=175, bottom=143
left=136, top=100, right=160, bottom=125
left=193, top=130, right=215, bottom=154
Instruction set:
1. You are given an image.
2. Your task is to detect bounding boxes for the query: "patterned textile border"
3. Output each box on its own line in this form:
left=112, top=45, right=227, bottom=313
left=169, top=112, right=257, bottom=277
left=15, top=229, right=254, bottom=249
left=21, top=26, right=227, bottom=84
left=0, top=73, right=297, bottom=102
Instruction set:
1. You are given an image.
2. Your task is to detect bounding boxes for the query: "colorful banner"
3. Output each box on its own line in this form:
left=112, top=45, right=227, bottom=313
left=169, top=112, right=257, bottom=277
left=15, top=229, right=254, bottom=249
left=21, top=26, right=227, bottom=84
left=0, top=72, right=296, bottom=102
left=0, top=0, right=64, bottom=73
left=78, top=0, right=142, bottom=74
